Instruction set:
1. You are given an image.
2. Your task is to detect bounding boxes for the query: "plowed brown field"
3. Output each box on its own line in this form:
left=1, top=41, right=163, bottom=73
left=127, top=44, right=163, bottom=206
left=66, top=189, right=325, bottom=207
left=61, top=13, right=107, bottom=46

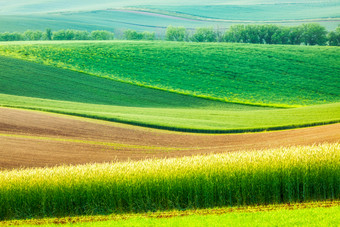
left=1, top=107, right=339, bottom=169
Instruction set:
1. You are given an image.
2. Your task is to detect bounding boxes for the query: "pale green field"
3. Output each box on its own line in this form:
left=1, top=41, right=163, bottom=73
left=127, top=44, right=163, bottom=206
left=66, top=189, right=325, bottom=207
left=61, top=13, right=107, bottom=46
left=0, top=1, right=339, bottom=34
left=4, top=201, right=339, bottom=226
left=141, top=3, right=340, bottom=21
left=31, top=206, right=340, bottom=227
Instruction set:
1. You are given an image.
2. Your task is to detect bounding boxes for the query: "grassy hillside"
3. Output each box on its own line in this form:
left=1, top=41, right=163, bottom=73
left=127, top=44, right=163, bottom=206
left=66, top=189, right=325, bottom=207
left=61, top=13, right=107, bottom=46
left=0, top=53, right=339, bottom=132
left=1, top=144, right=339, bottom=220
left=1, top=41, right=339, bottom=107
left=0, top=55, right=234, bottom=109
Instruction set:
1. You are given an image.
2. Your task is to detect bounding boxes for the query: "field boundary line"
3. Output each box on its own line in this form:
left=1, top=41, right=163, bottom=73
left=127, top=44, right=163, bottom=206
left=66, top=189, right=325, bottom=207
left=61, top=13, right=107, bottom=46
left=0, top=133, right=179, bottom=151
left=1, top=105, right=339, bottom=134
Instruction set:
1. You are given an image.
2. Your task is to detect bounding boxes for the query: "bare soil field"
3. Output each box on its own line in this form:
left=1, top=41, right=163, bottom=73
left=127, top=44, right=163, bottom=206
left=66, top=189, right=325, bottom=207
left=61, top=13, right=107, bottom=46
left=1, top=107, right=339, bottom=169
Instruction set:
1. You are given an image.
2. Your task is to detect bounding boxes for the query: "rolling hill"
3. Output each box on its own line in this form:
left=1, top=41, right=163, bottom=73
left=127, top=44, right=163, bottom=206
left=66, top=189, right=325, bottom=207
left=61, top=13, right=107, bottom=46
left=1, top=41, right=339, bottom=107
left=0, top=1, right=339, bottom=225
left=0, top=41, right=339, bottom=132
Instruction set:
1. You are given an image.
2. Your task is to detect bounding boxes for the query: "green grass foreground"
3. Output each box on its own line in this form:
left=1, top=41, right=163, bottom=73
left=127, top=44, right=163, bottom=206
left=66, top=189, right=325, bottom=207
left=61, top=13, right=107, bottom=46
left=33, top=206, right=340, bottom=227
left=0, top=143, right=339, bottom=221
left=3, top=201, right=339, bottom=226
left=0, top=41, right=339, bottom=107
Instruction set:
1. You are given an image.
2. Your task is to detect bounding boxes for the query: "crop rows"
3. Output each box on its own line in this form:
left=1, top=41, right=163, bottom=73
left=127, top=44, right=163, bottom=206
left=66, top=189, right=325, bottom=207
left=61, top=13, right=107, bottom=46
left=0, top=143, right=339, bottom=220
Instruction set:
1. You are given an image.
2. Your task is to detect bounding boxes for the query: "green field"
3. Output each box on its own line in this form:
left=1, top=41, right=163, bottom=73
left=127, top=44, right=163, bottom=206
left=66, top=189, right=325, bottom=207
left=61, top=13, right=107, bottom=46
left=1, top=94, right=340, bottom=132
left=0, top=42, right=339, bottom=132
left=0, top=55, right=232, bottom=109
left=1, top=41, right=339, bottom=107
left=0, top=10, right=210, bottom=35
left=3, top=202, right=339, bottom=226
left=1, top=1, right=339, bottom=226
left=0, top=13, right=338, bottom=36
left=0, top=0, right=227, bottom=15
left=36, top=206, right=340, bottom=227
left=1, top=143, right=339, bottom=220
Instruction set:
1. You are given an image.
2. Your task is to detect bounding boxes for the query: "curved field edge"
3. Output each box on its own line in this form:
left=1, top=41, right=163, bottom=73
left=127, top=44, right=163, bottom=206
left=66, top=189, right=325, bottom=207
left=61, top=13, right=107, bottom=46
left=2, top=201, right=339, bottom=226
left=0, top=54, right=269, bottom=110
left=0, top=41, right=339, bottom=107
left=2, top=104, right=340, bottom=133
left=1, top=94, right=339, bottom=133
left=1, top=143, right=339, bottom=220
left=0, top=46, right=289, bottom=109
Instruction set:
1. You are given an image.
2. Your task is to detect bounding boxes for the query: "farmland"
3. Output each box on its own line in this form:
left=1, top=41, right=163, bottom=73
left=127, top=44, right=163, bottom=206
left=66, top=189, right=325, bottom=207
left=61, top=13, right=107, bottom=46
left=1, top=107, right=339, bottom=169
left=1, top=41, right=339, bottom=107
left=139, top=3, right=340, bottom=21
left=0, top=1, right=339, bottom=34
left=0, top=1, right=339, bottom=223
left=0, top=43, right=339, bottom=132
left=1, top=143, right=339, bottom=220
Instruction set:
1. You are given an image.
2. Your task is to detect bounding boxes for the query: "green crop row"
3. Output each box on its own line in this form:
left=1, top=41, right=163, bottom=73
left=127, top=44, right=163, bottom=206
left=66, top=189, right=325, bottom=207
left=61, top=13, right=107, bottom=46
left=0, top=41, right=339, bottom=107
left=1, top=143, right=339, bottom=220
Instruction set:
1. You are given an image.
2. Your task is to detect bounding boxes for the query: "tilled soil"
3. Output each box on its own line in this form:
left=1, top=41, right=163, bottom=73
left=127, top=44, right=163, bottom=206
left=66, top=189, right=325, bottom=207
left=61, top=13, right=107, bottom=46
left=1, top=107, right=339, bottom=169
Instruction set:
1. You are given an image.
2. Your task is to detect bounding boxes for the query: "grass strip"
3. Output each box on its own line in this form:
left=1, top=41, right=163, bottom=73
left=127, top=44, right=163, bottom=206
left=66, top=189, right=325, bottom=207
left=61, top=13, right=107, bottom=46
left=1, top=94, right=339, bottom=133
left=0, top=133, right=178, bottom=151
left=3, top=104, right=340, bottom=133
left=1, top=201, right=338, bottom=226
left=51, top=205, right=340, bottom=227
left=0, top=143, right=339, bottom=220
